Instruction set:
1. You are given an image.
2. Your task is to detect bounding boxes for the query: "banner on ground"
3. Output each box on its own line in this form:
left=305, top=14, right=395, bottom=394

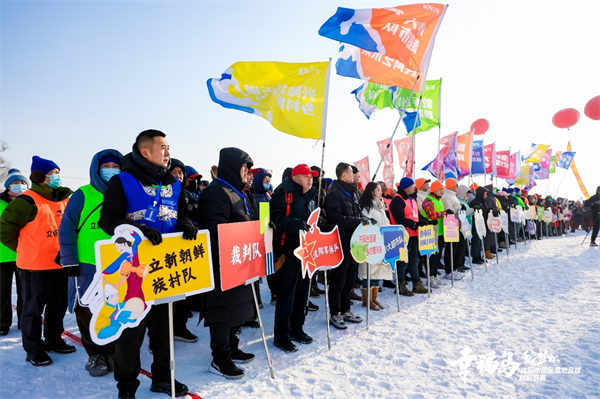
left=207, top=61, right=329, bottom=140
left=377, top=137, right=395, bottom=187
left=294, top=208, right=344, bottom=278
left=83, top=225, right=214, bottom=345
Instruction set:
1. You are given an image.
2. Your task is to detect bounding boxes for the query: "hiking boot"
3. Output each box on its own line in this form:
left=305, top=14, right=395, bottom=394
left=395, top=281, right=414, bottom=297
left=232, top=348, right=255, bottom=364
left=173, top=329, right=198, bottom=343
left=44, top=338, right=76, bottom=354
left=291, top=332, right=313, bottom=345
left=26, top=351, right=52, bottom=367
left=412, top=280, right=430, bottom=294
left=150, top=379, right=188, bottom=396
left=85, top=353, right=109, bottom=377
left=210, top=358, right=244, bottom=380
left=306, top=301, right=319, bottom=312
left=485, top=250, right=495, bottom=259
left=274, top=341, right=298, bottom=353
left=330, top=313, right=347, bottom=330
left=342, top=310, right=363, bottom=323
left=472, top=258, right=484, bottom=265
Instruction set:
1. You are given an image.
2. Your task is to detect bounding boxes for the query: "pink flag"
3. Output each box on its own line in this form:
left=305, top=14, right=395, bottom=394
left=353, top=156, right=371, bottom=191
left=376, top=137, right=395, bottom=188
left=509, top=152, right=517, bottom=180
left=393, top=136, right=414, bottom=178
left=484, top=143, right=496, bottom=175
left=495, top=150, right=510, bottom=179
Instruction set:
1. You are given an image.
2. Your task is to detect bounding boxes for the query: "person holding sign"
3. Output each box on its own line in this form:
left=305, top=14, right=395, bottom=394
left=420, top=181, right=450, bottom=288
left=270, top=164, right=318, bottom=352
left=99, top=130, right=197, bottom=398
left=323, top=162, right=366, bottom=330
left=388, top=178, right=431, bottom=295
left=441, top=178, right=467, bottom=279
left=197, top=147, right=257, bottom=380
left=58, top=149, right=122, bottom=377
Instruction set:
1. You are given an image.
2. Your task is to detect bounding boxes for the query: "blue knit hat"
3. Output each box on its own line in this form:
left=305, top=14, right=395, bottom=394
left=31, top=156, right=59, bottom=174
left=399, top=177, right=415, bottom=190
left=185, top=165, right=202, bottom=178
left=4, top=168, right=29, bottom=189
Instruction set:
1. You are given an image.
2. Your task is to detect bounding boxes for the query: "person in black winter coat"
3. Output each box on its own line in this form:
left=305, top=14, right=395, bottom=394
left=270, top=164, right=318, bottom=352
left=469, top=186, right=490, bottom=261
left=197, top=147, right=256, bottom=379
left=584, top=186, right=600, bottom=246
left=323, top=162, right=366, bottom=329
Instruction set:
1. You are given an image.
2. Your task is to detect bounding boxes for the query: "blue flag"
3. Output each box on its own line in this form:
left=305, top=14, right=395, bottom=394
left=402, top=111, right=421, bottom=133
left=471, top=140, right=485, bottom=175
left=556, top=152, right=576, bottom=169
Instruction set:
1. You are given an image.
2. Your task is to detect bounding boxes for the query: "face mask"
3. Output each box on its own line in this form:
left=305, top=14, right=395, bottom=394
left=100, top=168, right=120, bottom=183
left=263, top=183, right=270, bottom=191
left=9, top=183, right=27, bottom=194
left=187, top=180, right=198, bottom=192
left=47, top=174, right=62, bottom=189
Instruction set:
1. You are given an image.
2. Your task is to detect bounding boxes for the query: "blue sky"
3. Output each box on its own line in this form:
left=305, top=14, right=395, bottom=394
left=1, top=0, right=599, bottom=199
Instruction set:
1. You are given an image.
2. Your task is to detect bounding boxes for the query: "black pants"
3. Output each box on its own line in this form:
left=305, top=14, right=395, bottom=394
left=592, top=214, right=600, bottom=243
left=114, top=303, right=170, bottom=395
left=444, top=233, right=465, bottom=274
left=74, top=302, right=115, bottom=357
left=209, top=325, right=239, bottom=362
left=18, top=268, right=68, bottom=354
left=173, top=297, right=192, bottom=334
left=273, top=255, right=310, bottom=344
left=328, top=239, right=356, bottom=316
left=266, top=273, right=279, bottom=300
left=1, top=261, right=22, bottom=331
left=397, top=236, right=420, bottom=284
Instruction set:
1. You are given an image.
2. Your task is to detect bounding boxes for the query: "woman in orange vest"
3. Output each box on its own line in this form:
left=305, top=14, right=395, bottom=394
left=0, top=156, right=74, bottom=367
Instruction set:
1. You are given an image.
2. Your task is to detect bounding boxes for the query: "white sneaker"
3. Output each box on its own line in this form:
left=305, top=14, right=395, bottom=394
left=342, top=310, right=363, bottom=323
left=433, top=276, right=447, bottom=286
left=426, top=277, right=439, bottom=288
left=330, top=314, right=347, bottom=330
left=444, top=271, right=465, bottom=281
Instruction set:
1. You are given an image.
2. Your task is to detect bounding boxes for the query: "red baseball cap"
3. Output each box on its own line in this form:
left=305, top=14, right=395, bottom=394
left=292, top=164, right=319, bottom=177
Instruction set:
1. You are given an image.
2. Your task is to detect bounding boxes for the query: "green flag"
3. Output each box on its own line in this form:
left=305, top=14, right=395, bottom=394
left=351, top=79, right=441, bottom=134
left=549, top=155, right=556, bottom=174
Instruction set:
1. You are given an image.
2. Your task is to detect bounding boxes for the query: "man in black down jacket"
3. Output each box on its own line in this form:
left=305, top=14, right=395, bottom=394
left=197, top=147, right=256, bottom=380
left=270, top=164, right=318, bottom=352
left=323, top=162, right=366, bottom=330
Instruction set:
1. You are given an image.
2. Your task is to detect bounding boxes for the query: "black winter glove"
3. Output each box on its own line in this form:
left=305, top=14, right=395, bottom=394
left=473, top=205, right=482, bottom=211
left=417, top=220, right=429, bottom=227
left=298, top=220, right=311, bottom=232
left=361, top=218, right=370, bottom=226
left=369, top=218, right=378, bottom=225
left=62, top=264, right=80, bottom=277
left=460, top=204, right=467, bottom=211
left=446, top=209, right=455, bottom=215
left=492, top=210, right=500, bottom=217
left=139, top=225, right=163, bottom=245
left=182, top=224, right=198, bottom=240
left=429, top=220, right=438, bottom=226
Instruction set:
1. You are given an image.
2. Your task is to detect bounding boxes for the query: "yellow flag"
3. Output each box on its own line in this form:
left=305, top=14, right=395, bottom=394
left=207, top=61, right=330, bottom=140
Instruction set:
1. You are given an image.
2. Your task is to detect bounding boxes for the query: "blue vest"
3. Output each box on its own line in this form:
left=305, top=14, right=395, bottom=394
left=119, top=172, right=180, bottom=234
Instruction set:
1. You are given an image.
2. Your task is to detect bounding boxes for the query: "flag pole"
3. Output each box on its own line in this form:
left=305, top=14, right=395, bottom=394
left=372, top=75, right=421, bottom=181
left=406, top=94, right=423, bottom=178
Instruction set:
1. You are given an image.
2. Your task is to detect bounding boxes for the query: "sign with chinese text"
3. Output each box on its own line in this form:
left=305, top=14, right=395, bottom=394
left=474, top=209, right=486, bottom=239
left=443, top=214, right=460, bottom=243
left=350, top=222, right=385, bottom=264
left=294, top=208, right=344, bottom=278
left=380, top=225, right=409, bottom=270
left=487, top=211, right=502, bottom=233
left=418, top=225, right=437, bottom=257
left=458, top=210, right=472, bottom=241
left=83, top=225, right=214, bottom=345
left=500, top=211, right=510, bottom=233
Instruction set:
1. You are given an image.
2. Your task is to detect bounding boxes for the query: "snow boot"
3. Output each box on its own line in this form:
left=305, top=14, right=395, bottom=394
left=485, top=250, right=495, bottom=259
left=364, top=287, right=380, bottom=310
left=412, top=280, right=430, bottom=294
left=360, top=288, right=368, bottom=307
left=372, top=286, right=385, bottom=309
left=395, top=281, right=414, bottom=297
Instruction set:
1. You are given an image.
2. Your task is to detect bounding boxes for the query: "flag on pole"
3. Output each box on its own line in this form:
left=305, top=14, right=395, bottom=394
left=566, top=141, right=590, bottom=198
left=556, top=151, right=576, bottom=169
left=319, top=4, right=447, bottom=92
left=376, top=137, right=395, bottom=187
left=495, top=150, right=510, bottom=179
left=471, top=140, right=485, bottom=175
left=402, top=111, right=421, bottom=133
left=455, top=131, right=473, bottom=176
left=484, top=143, right=496, bottom=176
left=393, top=136, right=413, bottom=175
left=422, top=133, right=458, bottom=180
left=522, top=143, right=551, bottom=164
left=534, top=149, right=552, bottom=180
left=353, top=156, right=371, bottom=191
left=207, top=61, right=329, bottom=140
left=351, top=79, right=441, bottom=133
left=549, top=155, right=556, bottom=174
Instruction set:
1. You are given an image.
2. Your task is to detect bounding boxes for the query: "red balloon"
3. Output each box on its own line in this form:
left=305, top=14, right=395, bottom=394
left=470, top=118, right=489, bottom=135
left=584, top=95, right=600, bottom=120
left=552, top=108, right=580, bottom=129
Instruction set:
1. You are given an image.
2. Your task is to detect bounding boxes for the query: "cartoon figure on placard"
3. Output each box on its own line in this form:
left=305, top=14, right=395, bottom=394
left=102, top=231, right=148, bottom=316
left=96, top=284, right=137, bottom=339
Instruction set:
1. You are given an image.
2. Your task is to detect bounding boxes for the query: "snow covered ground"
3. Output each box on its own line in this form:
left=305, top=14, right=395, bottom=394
left=1, top=230, right=599, bottom=399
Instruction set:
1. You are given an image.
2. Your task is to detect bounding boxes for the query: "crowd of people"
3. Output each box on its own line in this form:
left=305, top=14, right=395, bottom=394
left=0, top=129, right=598, bottom=399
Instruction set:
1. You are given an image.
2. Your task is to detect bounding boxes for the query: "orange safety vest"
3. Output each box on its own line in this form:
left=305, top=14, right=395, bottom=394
left=389, top=194, right=419, bottom=237
left=16, top=190, right=68, bottom=271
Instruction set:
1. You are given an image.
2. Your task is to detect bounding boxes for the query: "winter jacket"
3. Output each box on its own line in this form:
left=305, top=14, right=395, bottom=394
left=584, top=191, right=600, bottom=218
left=389, top=189, right=428, bottom=233
left=457, top=185, right=475, bottom=224
left=0, top=191, right=17, bottom=263
left=469, top=186, right=491, bottom=221
left=197, top=147, right=255, bottom=327
left=416, top=189, right=429, bottom=212
left=59, top=148, right=123, bottom=313
left=270, top=177, right=317, bottom=255
left=323, top=180, right=363, bottom=240
left=442, top=189, right=462, bottom=214
left=0, top=182, right=72, bottom=270
left=99, top=144, right=194, bottom=236
left=170, top=158, right=198, bottom=218
left=358, top=198, right=393, bottom=281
